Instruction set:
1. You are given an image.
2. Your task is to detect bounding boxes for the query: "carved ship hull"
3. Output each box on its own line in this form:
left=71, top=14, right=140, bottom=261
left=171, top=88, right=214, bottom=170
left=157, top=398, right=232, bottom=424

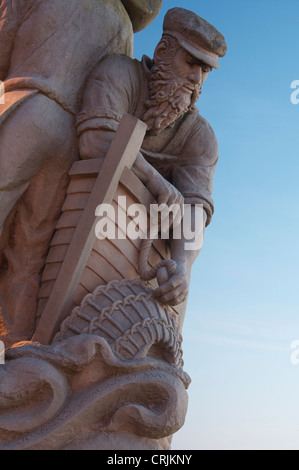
left=37, top=160, right=173, bottom=319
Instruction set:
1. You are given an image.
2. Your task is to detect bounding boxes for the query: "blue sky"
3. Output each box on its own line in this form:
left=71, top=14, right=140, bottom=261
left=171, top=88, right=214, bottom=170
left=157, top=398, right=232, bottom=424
left=134, top=0, right=299, bottom=450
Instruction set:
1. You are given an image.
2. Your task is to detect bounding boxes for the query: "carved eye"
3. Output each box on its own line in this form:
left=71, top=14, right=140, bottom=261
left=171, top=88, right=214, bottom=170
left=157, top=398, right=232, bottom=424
left=184, top=53, right=196, bottom=65
left=185, top=58, right=194, bottom=66
left=202, top=65, right=211, bottom=73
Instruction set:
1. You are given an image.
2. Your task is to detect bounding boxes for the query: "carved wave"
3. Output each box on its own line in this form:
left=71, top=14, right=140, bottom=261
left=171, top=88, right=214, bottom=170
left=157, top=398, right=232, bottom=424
left=0, top=335, right=190, bottom=450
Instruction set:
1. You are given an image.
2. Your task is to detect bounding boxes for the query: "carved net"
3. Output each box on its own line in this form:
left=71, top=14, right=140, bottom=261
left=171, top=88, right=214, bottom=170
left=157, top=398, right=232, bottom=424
left=54, top=279, right=184, bottom=369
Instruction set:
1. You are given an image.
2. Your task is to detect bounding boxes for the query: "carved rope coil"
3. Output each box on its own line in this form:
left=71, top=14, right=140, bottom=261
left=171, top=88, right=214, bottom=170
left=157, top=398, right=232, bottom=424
left=54, top=279, right=183, bottom=368
left=138, top=238, right=177, bottom=281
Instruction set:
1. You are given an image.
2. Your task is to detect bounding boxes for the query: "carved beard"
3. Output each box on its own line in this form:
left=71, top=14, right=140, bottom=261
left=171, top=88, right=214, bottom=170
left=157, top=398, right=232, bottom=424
left=143, top=63, right=201, bottom=135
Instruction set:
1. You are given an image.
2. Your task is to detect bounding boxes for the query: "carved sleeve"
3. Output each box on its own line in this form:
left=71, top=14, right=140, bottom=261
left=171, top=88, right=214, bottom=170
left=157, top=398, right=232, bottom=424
left=171, top=116, right=219, bottom=226
left=76, top=54, right=140, bottom=159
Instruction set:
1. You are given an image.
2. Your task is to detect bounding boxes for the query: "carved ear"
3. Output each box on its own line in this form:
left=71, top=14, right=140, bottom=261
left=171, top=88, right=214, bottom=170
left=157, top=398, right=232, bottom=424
left=153, top=39, right=169, bottom=62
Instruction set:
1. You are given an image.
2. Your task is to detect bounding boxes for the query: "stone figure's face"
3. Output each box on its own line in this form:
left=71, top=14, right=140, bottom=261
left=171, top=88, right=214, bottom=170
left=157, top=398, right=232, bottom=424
left=143, top=37, right=212, bottom=135
left=171, top=48, right=212, bottom=90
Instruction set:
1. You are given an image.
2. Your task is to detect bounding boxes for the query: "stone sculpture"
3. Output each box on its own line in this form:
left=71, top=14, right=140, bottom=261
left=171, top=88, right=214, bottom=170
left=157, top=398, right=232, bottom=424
left=76, top=7, right=227, bottom=317
left=0, top=5, right=226, bottom=450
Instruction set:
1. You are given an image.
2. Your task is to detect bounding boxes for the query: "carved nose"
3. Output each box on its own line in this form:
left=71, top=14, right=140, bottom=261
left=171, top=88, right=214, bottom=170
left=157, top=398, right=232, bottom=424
left=189, top=68, right=202, bottom=85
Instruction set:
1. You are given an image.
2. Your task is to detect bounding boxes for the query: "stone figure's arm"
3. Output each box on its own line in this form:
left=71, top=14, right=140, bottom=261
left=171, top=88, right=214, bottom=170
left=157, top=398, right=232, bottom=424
left=79, top=126, right=184, bottom=212
left=133, top=152, right=184, bottom=218
left=153, top=206, right=207, bottom=306
left=153, top=117, right=219, bottom=306
left=0, top=0, right=23, bottom=80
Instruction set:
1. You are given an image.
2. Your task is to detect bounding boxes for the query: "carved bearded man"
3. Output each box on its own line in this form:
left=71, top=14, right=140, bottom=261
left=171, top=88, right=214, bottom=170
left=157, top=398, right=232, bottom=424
left=77, top=8, right=227, bottom=312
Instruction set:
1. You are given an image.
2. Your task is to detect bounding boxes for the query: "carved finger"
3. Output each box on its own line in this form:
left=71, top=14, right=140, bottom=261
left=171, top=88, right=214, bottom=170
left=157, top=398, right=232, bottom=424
left=154, top=276, right=185, bottom=298
left=157, top=266, right=169, bottom=285
left=157, top=284, right=188, bottom=306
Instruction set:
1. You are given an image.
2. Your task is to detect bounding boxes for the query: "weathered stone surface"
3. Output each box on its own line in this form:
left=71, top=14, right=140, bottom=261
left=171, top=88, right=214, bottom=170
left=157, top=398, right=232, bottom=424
left=0, top=335, right=190, bottom=450
left=121, top=0, right=163, bottom=32
left=0, top=5, right=226, bottom=450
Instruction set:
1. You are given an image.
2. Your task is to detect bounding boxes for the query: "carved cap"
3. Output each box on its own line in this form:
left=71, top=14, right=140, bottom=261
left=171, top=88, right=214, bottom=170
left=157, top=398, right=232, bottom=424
left=163, top=7, right=227, bottom=69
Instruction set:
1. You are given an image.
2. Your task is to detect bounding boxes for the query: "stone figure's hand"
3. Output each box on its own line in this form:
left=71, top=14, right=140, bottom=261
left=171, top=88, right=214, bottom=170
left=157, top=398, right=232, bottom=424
left=132, top=152, right=184, bottom=228
left=146, top=177, right=184, bottom=230
left=153, top=262, right=189, bottom=306
left=147, top=176, right=183, bottom=207
left=132, top=152, right=184, bottom=231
